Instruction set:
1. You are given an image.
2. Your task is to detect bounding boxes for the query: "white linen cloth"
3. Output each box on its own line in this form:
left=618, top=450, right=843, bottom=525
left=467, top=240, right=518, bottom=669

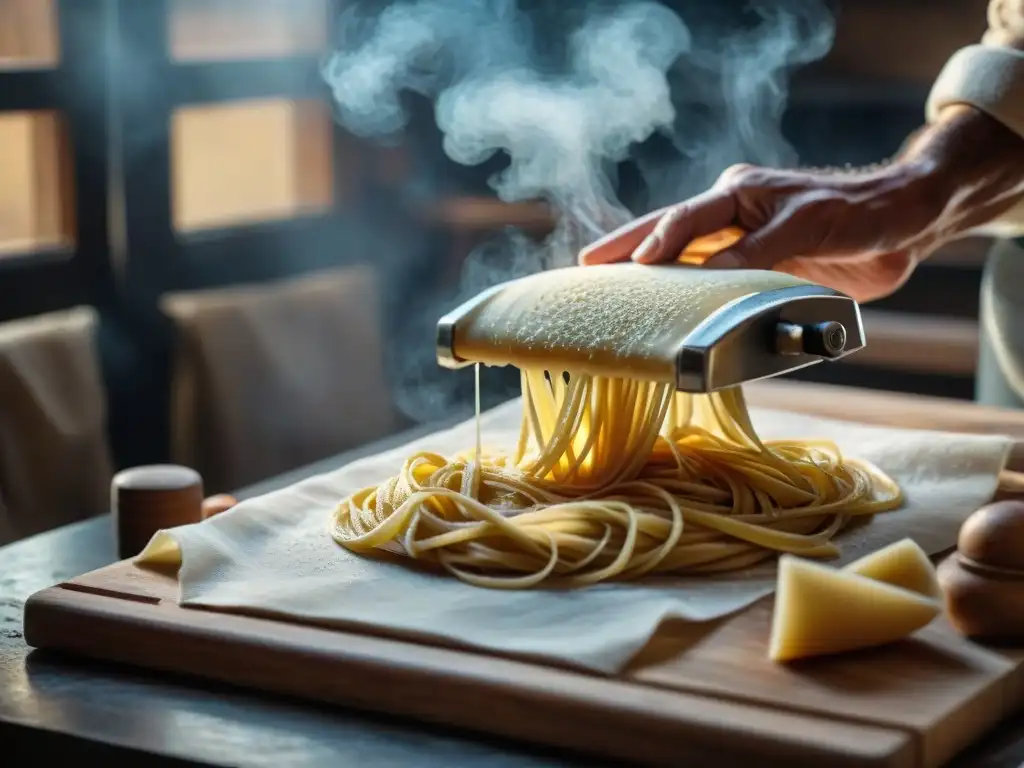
left=139, top=399, right=1012, bottom=674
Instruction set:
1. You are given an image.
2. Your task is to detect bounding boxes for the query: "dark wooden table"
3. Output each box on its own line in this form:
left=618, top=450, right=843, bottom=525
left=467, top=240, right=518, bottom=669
left=2, top=422, right=1024, bottom=768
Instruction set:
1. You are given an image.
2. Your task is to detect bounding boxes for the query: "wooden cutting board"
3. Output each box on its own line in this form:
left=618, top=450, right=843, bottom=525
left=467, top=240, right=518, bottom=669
left=22, top=381, right=1024, bottom=768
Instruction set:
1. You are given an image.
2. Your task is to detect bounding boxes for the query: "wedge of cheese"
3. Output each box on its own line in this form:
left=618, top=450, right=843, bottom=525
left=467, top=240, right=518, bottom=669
left=844, top=538, right=942, bottom=599
left=768, top=555, right=942, bottom=663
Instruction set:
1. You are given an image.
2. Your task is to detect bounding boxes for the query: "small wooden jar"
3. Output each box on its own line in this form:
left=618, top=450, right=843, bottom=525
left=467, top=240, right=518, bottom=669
left=938, top=500, right=1024, bottom=640
left=112, top=465, right=204, bottom=559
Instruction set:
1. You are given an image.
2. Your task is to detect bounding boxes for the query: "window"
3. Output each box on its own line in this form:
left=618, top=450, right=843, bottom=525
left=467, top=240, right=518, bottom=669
left=0, top=0, right=109, bottom=323
left=169, top=0, right=328, bottom=62
left=116, top=0, right=350, bottom=291
left=0, top=111, right=74, bottom=257
left=171, top=98, right=333, bottom=232
left=0, top=0, right=60, bottom=68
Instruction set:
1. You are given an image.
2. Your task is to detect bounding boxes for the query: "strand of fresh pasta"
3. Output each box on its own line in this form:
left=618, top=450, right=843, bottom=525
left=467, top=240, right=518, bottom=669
left=331, top=368, right=904, bottom=588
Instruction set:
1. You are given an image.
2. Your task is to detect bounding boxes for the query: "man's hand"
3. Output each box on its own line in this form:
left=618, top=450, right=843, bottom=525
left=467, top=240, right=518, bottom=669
left=579, top=106, right=1024, bottom=303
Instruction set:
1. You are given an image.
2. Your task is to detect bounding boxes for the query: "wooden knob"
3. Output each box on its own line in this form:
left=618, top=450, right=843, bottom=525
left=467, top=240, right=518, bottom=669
left=112, top=465, right=203, bottom=559
left=939, top=500, right=1024, bottom=640
left=957, top=500, right=1024, bottom=572
left=201, top=494, right=238, bottom=519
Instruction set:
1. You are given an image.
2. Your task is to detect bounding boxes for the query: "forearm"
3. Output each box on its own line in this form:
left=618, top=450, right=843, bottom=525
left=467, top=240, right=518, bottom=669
left=918, top=103, right=1024, bottom=236
left=903, top=1, right=1024, bottom=236
left=894, top=106, right=1024, bottom=238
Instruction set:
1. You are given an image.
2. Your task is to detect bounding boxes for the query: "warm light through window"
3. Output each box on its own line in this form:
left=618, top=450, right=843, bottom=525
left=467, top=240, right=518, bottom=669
left=0, top=111, right=74, bottom=257
left=171, top=98, right=334, bottom=232
left=169, top=0, right=328, bottom=62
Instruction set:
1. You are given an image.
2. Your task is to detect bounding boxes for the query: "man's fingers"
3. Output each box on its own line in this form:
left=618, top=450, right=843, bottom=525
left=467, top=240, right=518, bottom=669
left=578, top=164, right=760, bottom=267
left=577, top=205, right=674, bottom=265
left=632, top=190, right=738, bottom=264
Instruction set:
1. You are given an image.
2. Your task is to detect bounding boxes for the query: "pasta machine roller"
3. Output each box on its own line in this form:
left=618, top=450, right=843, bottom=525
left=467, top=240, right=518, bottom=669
left=435, top=264, right=864, bottom=393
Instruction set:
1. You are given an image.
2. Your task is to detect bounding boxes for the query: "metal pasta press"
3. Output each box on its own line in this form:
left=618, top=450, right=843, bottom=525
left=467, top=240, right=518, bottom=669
left=435, top=263, right=863, bottom=393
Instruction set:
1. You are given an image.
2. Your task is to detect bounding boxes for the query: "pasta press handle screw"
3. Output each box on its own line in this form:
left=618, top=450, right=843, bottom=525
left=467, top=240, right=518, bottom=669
left=775, top=321, right=847, bottom=358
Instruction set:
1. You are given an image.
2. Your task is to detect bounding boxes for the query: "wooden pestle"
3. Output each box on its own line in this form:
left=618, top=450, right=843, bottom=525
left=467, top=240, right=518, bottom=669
left=938, top=500, right=1024, bottom=640
left=112, top=465, right=238, bottom=559
left=112, top=465, right=204, bottom=559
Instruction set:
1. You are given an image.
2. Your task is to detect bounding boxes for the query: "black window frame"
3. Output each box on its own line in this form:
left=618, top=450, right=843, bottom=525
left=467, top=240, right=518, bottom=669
left=114, top=0, right=362, bottom=303
left=0, top=0, right=113, bottom=324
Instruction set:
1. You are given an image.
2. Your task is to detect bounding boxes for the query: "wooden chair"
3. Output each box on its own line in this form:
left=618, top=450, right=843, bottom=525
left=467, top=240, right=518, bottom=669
left=162, top=264, right=400, bottom=493
left=0, top=306, right=113, bottom=544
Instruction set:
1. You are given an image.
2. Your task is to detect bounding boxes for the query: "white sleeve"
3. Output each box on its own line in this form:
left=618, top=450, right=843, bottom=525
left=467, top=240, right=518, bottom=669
left=926, top=44, right=1024, bottom=235
left=926, top=45, right=1024, bottom=140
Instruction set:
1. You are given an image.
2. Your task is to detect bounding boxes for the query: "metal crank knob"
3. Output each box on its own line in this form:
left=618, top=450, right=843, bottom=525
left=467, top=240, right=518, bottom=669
left=775, top=321, right=847, bottom=358
left=804, top=321, right=847, bottom=358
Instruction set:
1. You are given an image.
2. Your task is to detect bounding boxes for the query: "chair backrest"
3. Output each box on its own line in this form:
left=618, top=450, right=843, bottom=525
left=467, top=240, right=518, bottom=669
left=162, top=264, right=399, bottom=493
left=0, top=306, right=113, bottom=545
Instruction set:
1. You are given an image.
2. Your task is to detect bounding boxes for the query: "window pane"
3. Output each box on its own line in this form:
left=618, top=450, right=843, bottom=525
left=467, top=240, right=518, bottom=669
left=171, top=98, right=334, bottom=232
left=0, top=0, right=59, bottom=69
left=169, top=0, right=328, bottom=62
left=0, top=111, right=75, bottom=257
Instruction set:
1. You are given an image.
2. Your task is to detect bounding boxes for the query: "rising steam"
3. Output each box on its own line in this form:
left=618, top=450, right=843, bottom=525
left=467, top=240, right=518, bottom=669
left=323, top=0, right=835, bottom=421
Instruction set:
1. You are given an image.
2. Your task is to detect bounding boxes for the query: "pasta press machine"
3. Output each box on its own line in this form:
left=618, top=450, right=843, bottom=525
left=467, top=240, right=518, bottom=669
left=436, top=264, right=864, bottom=393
